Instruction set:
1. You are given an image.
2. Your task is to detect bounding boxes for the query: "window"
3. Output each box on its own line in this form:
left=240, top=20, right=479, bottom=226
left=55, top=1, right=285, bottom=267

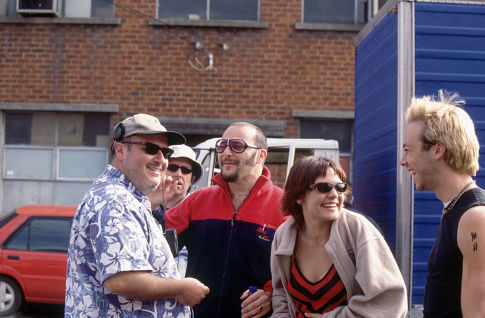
left=300, top=119, right=352, bottom=153
left=303, top=0, right=367, bottom=24
left=0, top=212, right=17, bottom=229
left=4, top=111, right=110, bottom=181
left=4, top=147, right=54, bottom=179
left=58, top=149, right=108, bottom=179
left=64, top=0, right=114, bottom=18
left=5, top=217, right=72, bottom=253
left=158, top=0, right=259, bottom=21
left=265, top=147, right=316, bottom=189
left=6, top=0, right=114, bottom=18
left=300, top=118, right=353, bottom=180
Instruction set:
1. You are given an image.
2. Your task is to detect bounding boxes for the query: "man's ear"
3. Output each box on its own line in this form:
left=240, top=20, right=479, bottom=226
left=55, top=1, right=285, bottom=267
left=257, top=148, right=268, bottom=164
left=113, top=142, right=125, bottom=160
left=432, top=142, right=446, bottom=160
left=191, top=175, right=197, bottom=184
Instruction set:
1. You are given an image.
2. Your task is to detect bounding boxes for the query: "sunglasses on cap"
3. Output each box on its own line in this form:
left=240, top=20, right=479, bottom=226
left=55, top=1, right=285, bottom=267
left=215, top=138, right=262, bottom=154
left=121, top=141, right=174, bottom=158
left=308, top=182, right=347, bottom=194
left=167, top=163, right=193, bottom=174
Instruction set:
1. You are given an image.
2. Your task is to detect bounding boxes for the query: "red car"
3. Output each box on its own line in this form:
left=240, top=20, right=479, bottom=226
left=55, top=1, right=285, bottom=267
left=0, top=205, right=76, bottom=316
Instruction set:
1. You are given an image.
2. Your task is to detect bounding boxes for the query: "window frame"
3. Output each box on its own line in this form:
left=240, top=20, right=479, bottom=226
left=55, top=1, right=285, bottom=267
left=156, top=0, right=261, bottom=22
left=293, top=109, right=354, bottom=181
left=3, top=110, right=111, bottom=182
left=57, top=146, right=109, bottom=181
left=3, top=145, right=55, bottom=180
left=295, top=0, right=367, bottom=31
left=3, top=145, right=108, bottom=182
left=0, top=0, right=120, bottom=24
left=3, top=216, right=73, bottom=254
left=11, top=0, right=114, bottom=17
left=301, top=0, right=366, bottom=25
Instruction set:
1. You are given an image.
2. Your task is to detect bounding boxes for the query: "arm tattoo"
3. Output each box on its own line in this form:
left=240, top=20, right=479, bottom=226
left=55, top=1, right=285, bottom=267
left=471, top=232, right=478, bottom=252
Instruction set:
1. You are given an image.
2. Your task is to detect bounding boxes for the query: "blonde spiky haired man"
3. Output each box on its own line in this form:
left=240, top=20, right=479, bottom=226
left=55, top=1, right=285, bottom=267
left=400, top=90, right=485, bottom=317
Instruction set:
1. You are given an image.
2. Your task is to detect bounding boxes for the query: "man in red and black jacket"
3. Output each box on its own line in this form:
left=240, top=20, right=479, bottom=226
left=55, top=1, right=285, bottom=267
left=166, top=122, right=287, bottom=318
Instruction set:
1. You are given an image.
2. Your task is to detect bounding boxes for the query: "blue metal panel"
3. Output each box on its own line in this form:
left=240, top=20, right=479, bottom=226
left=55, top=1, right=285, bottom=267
left=413, top=1, right=485, bottom=306
left=354, top=10, right=399, bottom=253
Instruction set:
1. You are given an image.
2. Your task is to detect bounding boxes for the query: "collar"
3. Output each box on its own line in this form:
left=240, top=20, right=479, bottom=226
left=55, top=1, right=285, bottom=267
left=211, top=165, right=272, bottom=189
left=105, top=164, right=151, bottom=210
left=274, top=218, right=297, bottom=256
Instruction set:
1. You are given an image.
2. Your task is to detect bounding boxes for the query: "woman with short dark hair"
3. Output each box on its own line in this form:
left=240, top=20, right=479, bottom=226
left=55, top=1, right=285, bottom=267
left=271, top=156, right=407, bottom=317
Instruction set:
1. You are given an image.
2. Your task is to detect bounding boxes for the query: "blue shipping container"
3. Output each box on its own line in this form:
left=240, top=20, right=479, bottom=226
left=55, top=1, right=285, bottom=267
left=354, top=0, right=485, bottom=308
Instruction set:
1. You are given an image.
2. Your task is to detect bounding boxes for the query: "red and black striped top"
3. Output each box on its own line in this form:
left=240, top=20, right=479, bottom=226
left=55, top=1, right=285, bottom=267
left=288, top=259, right=347, bottom=317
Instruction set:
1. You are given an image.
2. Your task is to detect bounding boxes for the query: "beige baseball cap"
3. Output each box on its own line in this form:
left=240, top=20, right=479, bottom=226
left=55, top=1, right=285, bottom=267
left=114, top=114, right=185, bottom=146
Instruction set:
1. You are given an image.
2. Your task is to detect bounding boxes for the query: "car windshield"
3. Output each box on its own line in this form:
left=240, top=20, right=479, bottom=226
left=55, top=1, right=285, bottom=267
left=0, top=211, right=17, bottom=229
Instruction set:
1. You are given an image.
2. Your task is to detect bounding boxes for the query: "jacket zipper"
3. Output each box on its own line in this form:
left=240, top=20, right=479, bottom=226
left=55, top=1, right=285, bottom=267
left=217, top=184, right=250, bottom=314
left=217, top=207, right=237, bottom=315
left=231, top=209, right=237, bottom=226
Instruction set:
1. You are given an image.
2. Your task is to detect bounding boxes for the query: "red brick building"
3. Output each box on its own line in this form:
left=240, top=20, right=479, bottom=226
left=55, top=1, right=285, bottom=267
left=0, top=0, right=381, bottom=212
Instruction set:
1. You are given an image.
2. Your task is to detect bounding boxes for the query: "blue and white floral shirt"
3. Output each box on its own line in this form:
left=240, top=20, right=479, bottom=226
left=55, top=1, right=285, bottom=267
left=65, top=165, right=191, bottom=318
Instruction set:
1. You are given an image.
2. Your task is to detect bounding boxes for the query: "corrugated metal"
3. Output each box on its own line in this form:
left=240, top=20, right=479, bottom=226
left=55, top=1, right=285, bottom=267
left=413, top=1, right=485, bottom=305
left=354, top=10, right=399, bottom=253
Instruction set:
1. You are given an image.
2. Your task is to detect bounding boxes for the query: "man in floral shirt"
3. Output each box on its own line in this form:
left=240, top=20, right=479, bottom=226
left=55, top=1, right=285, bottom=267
left=65, top=114, right=209, bottom=317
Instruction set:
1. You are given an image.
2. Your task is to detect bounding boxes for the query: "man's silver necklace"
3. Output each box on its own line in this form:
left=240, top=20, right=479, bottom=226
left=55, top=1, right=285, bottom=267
left=442, top=181, right=475, bottom=216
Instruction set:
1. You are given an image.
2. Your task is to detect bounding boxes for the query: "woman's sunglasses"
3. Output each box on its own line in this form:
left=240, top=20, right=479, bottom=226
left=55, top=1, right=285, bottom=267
left=309, top=182, right=347, bottom=193
left=121, top=141, right=174, bottom=158
left=215, top=138, right=262, bottom=153
left=167, top=163, right=193, bottom=175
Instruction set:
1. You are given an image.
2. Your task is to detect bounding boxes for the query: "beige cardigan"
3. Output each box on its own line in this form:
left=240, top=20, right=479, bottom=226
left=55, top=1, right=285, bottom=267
left=270, top=209, right=408, bottom=318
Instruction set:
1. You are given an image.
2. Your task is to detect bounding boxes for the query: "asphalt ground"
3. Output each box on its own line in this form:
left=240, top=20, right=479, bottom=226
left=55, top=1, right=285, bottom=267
left=5, top=303, right=423, bottom=317
left=5, top=303, right=63, bottom=318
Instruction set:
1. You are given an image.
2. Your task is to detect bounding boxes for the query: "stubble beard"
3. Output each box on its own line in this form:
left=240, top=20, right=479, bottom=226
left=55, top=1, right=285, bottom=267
left=221, top=152, right=258, bottom=183
left=126, top=165, right=161, bottom=196
left=221, top=165, right=239, bottom=182
left=140, top=180, right=160, bottom=196
left=142, top=163, right=164, bottom=195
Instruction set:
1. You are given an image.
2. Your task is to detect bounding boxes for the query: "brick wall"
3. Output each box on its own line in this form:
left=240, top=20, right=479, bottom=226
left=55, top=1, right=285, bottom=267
left=0, top=0, right=357, bottom=137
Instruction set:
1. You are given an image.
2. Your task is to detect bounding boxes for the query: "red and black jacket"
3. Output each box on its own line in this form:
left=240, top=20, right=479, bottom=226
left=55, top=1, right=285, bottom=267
left=166, top=166, right=287, bottom=318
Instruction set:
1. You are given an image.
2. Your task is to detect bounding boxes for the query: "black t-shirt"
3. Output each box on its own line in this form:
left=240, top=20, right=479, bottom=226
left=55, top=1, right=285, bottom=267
left=423, top=187, right=485, bottom=317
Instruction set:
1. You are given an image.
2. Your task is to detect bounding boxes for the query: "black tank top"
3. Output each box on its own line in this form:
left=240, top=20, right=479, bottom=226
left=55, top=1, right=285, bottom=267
left=423, top=187, right=485, bottom=317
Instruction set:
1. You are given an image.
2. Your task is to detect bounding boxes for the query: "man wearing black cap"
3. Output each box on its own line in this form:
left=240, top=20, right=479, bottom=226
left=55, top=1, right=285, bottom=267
left=65, top=114, right=209, bottom=317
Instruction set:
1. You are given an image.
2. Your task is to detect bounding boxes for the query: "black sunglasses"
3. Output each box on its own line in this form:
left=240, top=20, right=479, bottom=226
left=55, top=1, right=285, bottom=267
left=121, top=141, right=174, bottom=158
left=167, top=163, right=193, bottom=174
left=215, top=138, right=262, bottom=153
left=309, top=182, right=347, bottom=194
